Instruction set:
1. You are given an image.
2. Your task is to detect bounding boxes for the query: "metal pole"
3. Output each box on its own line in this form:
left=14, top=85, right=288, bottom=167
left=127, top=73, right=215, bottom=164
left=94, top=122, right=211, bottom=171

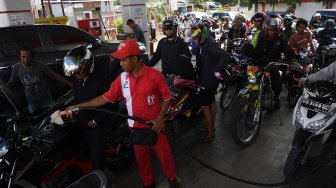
left=47, top=0, right=54, bottom=17
left=60, top=0, right=65, bottom=16
left=272, top=0, right=275, bottom=11
left=41, top=0, right=46, bottom=18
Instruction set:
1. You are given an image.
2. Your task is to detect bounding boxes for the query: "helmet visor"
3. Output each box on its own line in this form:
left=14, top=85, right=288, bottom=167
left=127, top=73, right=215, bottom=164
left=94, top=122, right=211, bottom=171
left=63, top=55, right=80, bottom=76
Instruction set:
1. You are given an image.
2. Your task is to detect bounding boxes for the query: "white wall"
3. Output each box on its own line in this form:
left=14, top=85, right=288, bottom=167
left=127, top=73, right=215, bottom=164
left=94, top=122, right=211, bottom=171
left=240, top=2, right=328, bottom=21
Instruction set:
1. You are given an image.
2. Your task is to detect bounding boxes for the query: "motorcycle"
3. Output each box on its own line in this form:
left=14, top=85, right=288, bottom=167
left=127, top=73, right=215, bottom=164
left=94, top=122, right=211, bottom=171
left=232, top=60, right=288, bottom=146
left=321, top=38, right=336, bottom=68
left=284, top=80, right=336, bottom=178
left=164, top=74, right=204, bottom=137
left=66, top=170, right=108, bottom=188
left=218, top=54, right=253, bottom=110
left=286, top=48, right=315, bottom=109
left=0, top=78, right=132, bottom=188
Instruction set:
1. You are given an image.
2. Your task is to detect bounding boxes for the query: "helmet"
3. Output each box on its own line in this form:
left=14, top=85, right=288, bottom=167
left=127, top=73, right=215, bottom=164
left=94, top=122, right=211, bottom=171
left=314, top=13, right=321, bottom=18
left=283, top=14, right=293, bottom=27
left=63, top=45, right=94, bottom=77
left=162, top=20, right=174, bottom=30
left=221, top=16, right=230, bottom=21
left=251, top=12, right=266, bottom=22
left=185, top=24, right=210, bottom=44
left=235, top=13, right=245, bottom=22
left=201, top=19, right=212, bottom=29
left=263, top=18, right=280, bottom=30
left=325, top=19, right=335, bottom=30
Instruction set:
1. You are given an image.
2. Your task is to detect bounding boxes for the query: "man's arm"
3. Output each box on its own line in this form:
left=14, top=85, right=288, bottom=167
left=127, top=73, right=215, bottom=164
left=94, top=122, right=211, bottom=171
left=307, top=61, right=336, bottom=82
left=66, top=95, right=109, bottom=112
left=180, top=39, right=192, bottom=59
left=152, top=99, right=171, bottom=132
left=6, top=65, right=18, bottom=89
left=146, top=40, right=162, bottom=67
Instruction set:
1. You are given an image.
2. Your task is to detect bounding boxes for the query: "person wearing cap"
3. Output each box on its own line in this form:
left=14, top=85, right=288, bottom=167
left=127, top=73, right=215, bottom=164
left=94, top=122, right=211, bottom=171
left=127, top=19, right=146, bottom=46
left=146, top=19, right=194, bottom=80
left=63, top=40, right=180, bottom=188
left=310, top=13, right=322, bottom=31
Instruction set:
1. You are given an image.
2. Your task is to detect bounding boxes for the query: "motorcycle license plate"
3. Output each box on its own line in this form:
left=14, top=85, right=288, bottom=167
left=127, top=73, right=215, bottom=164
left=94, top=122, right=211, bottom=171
left=301, top=98, right=331, bottom=114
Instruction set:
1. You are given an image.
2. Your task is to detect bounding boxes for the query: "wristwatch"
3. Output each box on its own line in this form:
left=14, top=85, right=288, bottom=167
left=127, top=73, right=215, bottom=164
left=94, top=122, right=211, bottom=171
left=90, top=120, right=98, bottom=127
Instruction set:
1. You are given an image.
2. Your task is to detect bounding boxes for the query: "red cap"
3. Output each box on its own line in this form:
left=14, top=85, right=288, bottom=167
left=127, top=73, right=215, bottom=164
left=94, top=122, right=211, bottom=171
left=111, top=39, right=140, bottom=59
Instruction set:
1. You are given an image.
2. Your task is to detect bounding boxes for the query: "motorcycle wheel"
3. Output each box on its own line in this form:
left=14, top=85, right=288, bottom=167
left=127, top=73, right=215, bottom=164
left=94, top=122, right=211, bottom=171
left=219, top=83, right=239, bottom=110
left=233, top=99, right=261, bottom=146
left=284, top=147, right=301, bottom=178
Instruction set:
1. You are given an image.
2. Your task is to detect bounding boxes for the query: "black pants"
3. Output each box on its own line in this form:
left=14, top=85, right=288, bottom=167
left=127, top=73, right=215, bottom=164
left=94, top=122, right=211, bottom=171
left=151, top=29, right=156, bottom=40
left=269, top=68, right=282, bottom=98
left=83, top=126, right=108, bottom=170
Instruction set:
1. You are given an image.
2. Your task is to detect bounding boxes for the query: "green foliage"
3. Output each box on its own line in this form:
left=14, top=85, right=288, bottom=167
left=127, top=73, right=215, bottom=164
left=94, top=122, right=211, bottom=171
left=314, top=0, right=334, bottom=5
left=116, top=17, right=124, bottom=34
left=189, top=0, right=205, bottom=4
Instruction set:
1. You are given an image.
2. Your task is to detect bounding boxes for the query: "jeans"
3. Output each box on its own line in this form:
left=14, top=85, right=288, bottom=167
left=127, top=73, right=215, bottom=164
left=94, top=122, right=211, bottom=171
left=28, top=94, right=54, bottom=114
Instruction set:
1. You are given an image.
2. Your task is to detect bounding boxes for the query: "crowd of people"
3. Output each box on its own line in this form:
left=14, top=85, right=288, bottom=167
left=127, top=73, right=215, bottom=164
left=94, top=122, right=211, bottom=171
left=6, top=10, right=336, bottom=188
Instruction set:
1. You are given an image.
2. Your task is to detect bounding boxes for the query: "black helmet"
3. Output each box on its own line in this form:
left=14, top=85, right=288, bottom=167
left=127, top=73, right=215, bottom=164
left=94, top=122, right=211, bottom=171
left=221, top=16, right=230, bottom=21
left=325, top=19, right=335, bottom=30
left=63, top=45, right=94, bottom=76
left=263, top=18, right=280, bottom=30
left=201, top=19, right=212, bottom=28
left=283, top=14, right=293, bottom=27
left=251, top=12, right=266, bottom=22
left=162, top=20, right=174, bottom=30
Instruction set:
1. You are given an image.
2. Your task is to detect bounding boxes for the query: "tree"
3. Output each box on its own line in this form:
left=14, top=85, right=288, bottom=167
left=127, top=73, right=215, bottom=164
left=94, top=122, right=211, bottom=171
left=146, top=0, right=168, bottom=23
left=189, top=0, right=205, bottom=5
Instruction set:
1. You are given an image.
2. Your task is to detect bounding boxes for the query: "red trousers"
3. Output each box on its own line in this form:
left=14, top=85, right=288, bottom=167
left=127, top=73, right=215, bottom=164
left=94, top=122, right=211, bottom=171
left=133, top=132, right=177, bottom=186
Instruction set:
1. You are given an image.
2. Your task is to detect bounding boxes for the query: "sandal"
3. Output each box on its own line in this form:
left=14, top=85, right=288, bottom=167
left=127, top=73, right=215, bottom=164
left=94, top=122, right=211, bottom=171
left=204, top=134, right=215, bottom=144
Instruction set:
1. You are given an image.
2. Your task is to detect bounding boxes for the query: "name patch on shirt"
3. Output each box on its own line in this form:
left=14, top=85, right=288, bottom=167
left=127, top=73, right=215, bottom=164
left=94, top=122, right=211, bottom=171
left=147, top=95, right=155, bottom=105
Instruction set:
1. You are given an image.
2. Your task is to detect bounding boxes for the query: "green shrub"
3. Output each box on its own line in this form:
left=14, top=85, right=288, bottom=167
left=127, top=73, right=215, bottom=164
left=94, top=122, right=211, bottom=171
left=116, top=17, right=124, bottom=34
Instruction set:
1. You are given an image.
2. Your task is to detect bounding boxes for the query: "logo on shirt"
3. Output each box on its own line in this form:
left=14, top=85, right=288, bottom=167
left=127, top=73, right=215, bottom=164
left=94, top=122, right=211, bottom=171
left=147, top=95, right=155, bottom=106
left=123, top=80, right=129, bottom=88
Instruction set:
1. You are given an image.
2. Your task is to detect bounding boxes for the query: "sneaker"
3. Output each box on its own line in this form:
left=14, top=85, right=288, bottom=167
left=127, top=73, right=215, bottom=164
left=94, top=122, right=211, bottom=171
left=143, top=182, right=156, bottom=188
left=274, top=98, right=281, bottom=109
left=169, top=179, right=180, bottom=188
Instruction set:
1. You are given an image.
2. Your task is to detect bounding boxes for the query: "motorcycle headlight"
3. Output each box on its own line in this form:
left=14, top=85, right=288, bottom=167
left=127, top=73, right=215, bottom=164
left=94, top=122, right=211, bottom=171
left=295, top=110, right=304, bottom=127
left=307, top=119, right=326, bottom=131
left=248, top=75, right=256, bottom=84
left=0, top=137, right=9, bottom=158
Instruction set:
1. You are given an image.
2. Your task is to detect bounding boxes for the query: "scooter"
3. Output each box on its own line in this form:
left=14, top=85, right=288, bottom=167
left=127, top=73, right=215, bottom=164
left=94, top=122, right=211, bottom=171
left=284, top=80, right=336, bottom=178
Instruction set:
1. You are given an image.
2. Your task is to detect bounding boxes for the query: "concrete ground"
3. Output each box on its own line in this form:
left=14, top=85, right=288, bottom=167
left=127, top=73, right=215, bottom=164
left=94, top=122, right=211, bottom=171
left=114, top=35, right=336, bottom=188
left=114, top=90, right=336, bottom=188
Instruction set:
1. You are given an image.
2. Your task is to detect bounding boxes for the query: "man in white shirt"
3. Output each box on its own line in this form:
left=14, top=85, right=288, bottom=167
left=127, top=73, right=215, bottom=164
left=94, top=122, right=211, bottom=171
left=150, top=17, right=157, bottom=42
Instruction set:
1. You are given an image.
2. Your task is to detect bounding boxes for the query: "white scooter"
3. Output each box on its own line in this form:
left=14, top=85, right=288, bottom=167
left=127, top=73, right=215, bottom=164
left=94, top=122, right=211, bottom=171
left=284, top=80, right=336, bottom=177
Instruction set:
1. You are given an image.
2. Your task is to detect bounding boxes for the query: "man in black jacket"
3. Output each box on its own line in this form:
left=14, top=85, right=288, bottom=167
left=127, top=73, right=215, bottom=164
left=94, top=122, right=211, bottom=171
left=255, top=18, right=292, bottom=109
left=63, top=46, right=120, bottom=186
left=146, top=20, right=195, bottom=80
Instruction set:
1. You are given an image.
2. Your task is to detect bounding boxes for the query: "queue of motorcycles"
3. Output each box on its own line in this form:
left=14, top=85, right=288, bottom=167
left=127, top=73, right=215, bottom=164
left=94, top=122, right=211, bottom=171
left=0, top=78, right=133, bottom=188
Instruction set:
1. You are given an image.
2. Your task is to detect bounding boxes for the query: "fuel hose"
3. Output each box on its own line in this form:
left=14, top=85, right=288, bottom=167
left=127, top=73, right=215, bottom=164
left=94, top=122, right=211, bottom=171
left=74, top=107, right=336, bottom=187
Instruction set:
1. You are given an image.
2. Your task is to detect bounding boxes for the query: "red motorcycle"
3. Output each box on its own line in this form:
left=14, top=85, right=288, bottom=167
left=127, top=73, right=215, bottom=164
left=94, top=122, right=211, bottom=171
left=286, top=47, right=315, bottom=108
left=164, top=75, right=204, bottom=137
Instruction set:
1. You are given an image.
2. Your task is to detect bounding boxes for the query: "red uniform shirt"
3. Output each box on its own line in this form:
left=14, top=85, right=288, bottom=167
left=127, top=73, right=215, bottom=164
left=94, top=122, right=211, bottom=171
left=103, top=65, right=171, bottom=128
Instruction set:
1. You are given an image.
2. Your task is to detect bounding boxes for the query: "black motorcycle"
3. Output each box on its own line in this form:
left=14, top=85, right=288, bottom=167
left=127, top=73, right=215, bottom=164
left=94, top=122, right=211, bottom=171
left=219, top=54, right=252, bottom=110
left=0, top=78, right=132, bottom=188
